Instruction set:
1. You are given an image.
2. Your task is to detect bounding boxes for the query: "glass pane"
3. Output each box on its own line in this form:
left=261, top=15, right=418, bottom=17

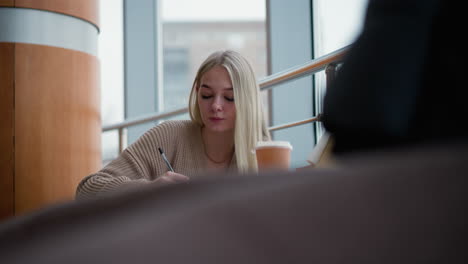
left=99, top=0, right=124, bottom=164
left=313, top=0, right=368, bottom=138
left=313, top=0, right=368, bottom=57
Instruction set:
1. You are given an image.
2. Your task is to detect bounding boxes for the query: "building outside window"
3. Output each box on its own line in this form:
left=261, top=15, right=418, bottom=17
left=161, top=0, right=268, bottom=121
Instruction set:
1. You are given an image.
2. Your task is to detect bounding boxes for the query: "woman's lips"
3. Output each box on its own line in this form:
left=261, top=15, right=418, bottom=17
left=209, top=117, right=224, bottom=122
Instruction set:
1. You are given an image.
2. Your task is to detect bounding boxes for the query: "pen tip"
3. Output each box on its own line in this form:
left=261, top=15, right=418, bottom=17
left=158, top=147, right=163, bottom=154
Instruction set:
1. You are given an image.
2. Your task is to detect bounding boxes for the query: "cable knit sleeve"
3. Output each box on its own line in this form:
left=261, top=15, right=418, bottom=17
left=75, top=120, right=201, bottom=200
left=75, top=147, right=151, bottom=200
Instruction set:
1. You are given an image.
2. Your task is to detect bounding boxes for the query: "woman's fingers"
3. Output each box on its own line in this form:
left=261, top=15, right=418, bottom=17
left=165, top=171, right=190, bottom=182
left=155, top=171, right=189, bottom=186
left=158, top=175, right=176, bottom=184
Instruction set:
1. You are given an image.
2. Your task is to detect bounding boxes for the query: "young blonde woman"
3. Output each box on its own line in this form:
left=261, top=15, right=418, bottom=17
left=76, top=50, right=270, bottom=199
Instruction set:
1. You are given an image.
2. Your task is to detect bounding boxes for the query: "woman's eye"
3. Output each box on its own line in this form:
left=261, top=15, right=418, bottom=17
left=201, top=95, right=212, bottom=99
left=225, top=97, right=234, bottom=102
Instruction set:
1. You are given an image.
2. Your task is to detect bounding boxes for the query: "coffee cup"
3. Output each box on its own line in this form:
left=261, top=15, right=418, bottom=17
left=254, top=141, right=293, bottom=171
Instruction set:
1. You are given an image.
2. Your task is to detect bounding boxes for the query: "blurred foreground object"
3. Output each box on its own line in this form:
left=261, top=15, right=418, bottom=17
left=322, top=0, right=467, bottom=154
left=0, top=142, right=467, bottom=263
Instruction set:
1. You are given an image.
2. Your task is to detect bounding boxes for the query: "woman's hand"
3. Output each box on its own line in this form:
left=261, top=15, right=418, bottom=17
left=154, top=171, right=190, bottom=186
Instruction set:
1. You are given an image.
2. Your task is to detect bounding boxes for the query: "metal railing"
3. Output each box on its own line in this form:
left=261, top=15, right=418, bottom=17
left=103, top=45, right=349, bottom=153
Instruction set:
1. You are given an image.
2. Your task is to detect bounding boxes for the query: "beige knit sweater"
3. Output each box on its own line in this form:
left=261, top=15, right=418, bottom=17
left=76, top=120, right=237, bottom=199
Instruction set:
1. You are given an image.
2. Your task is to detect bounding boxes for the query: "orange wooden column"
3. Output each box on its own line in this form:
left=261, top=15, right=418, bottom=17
left=0, top=0, right=101, bottom=220
left=0, top=43, right=15, bottom=221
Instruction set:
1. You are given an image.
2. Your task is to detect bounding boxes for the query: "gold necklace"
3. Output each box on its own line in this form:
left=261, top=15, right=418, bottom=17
left=204, top=148, right=233, bottom=164
left=200, top=127, right=234, bottom=164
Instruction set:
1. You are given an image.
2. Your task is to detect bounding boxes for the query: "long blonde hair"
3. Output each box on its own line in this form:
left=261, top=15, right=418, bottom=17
left=189, top=50, right=270, bottom=172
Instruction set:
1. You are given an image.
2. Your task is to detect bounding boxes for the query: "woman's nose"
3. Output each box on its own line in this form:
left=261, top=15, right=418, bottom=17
left=212, top=97, right=223, bottom=112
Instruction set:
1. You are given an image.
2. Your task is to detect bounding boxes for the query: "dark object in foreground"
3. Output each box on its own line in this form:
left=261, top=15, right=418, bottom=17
left=0, top=142, right=466, bottom=263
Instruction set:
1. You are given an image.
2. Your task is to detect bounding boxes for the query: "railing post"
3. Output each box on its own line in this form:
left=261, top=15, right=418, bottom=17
left=325, top=63, right=338, bottom=89
left=118, top=128, right=124, bottom=153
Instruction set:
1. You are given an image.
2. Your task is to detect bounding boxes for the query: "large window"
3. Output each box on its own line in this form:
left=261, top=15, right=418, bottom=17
left=267, top=0, right=368, bottom=168
left=98, top=0, right=368, bottom=165
left=99, top=0, right=267, bottom=163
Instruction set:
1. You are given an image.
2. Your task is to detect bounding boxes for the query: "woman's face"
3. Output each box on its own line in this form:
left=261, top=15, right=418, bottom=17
left=197, top=65, right=236, bottom=133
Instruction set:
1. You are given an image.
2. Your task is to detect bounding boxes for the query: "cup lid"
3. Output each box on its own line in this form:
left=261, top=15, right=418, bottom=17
left=255, top=141, right=293, bottom=150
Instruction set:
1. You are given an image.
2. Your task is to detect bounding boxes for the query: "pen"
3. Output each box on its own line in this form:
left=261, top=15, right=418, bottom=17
left=158, top=147, right=174, bottom=172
